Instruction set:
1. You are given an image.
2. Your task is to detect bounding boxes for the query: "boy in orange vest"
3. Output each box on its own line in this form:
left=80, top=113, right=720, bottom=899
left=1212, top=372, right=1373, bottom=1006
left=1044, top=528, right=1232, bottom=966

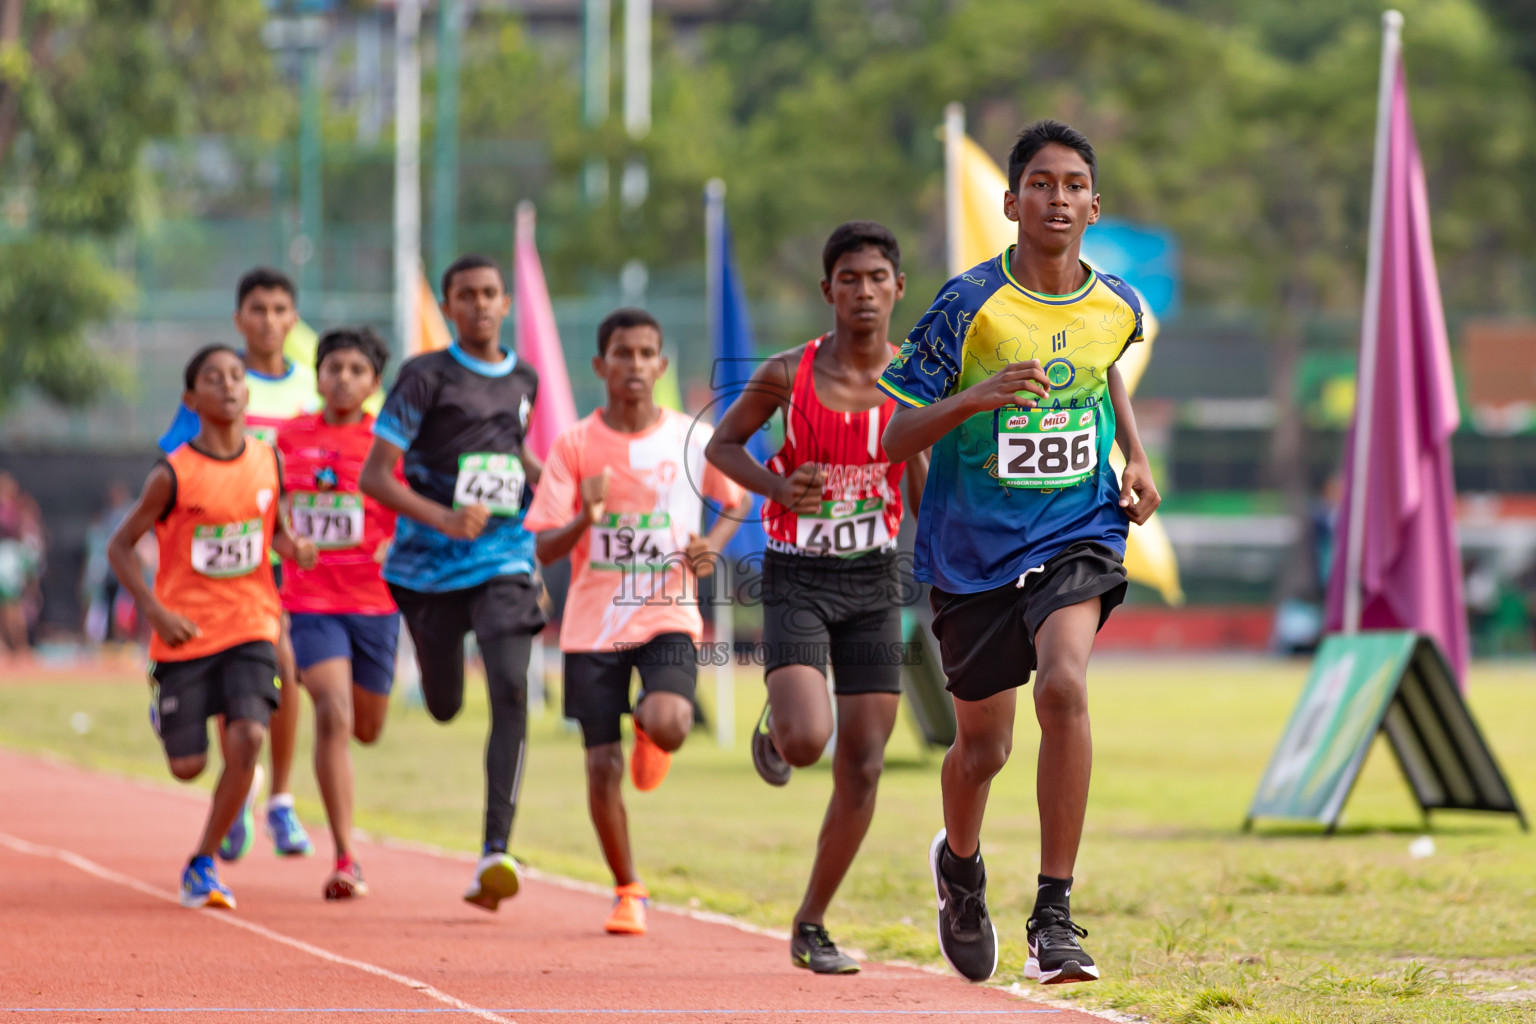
left=109, top=345, right=317, bottom=908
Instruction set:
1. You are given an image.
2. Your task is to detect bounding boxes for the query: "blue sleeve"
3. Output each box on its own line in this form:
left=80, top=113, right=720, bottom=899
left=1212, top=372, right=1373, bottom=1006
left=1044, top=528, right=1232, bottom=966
left=1096, top=273, right=1146, bottom=350
left=878, top=283, right=973, bottom=408
left=373, top=358, right=434, bottom=451
left=157, top=404, right=200, bottom=454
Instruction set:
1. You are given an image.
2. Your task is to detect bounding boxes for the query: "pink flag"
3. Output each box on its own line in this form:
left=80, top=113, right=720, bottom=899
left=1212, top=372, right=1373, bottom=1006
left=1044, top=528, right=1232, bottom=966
left=1325, top=53, right=1469, bottom=682
left=514, top=201, right=577, bottom=460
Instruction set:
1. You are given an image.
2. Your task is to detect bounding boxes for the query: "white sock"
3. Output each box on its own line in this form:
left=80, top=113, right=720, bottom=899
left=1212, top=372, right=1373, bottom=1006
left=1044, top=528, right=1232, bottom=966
left=268, top=792, right=294, bottom=809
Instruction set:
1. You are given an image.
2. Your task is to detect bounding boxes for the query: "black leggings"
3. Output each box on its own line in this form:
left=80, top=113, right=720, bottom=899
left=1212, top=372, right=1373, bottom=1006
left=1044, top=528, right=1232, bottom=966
left=390, top=576, right=545, bottom=850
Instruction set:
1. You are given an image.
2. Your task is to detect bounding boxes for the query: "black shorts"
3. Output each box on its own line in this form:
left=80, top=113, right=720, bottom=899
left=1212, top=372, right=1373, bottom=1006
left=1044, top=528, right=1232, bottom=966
left=761, top=548, right=907, bottom=695
left=563, top=632, right=698, bottom=748
left=149, top=640, right=280, bottom=758
left=389, top=574, right=545, bottom=681
left=929, top=541, right=1127, bottom=703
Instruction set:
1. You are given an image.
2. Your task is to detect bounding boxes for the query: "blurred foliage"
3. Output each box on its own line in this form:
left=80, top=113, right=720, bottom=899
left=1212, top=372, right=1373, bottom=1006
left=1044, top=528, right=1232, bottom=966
left=439, top=0, right=1536, bottom=323
left=0, top=0, right=284, bottom=414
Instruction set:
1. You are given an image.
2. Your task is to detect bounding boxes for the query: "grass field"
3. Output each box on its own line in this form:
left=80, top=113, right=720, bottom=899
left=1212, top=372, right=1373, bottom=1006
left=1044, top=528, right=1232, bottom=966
left=3, top=654, right=1533, bottom=1023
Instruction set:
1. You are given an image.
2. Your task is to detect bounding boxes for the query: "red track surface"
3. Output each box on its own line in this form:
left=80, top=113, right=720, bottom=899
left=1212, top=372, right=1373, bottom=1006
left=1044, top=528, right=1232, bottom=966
left=0, top=749, right=1108, bottom=1023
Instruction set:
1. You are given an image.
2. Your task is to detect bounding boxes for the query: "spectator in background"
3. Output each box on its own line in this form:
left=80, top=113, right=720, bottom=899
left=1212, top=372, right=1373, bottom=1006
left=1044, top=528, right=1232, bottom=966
left=0, top=471, right=44, bottom=656
left=83, top=482, right=136, bottom=645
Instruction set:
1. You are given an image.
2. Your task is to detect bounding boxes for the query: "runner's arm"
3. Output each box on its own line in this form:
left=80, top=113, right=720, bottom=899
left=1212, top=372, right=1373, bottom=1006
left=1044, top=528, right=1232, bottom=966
left=881, top=362, right=1050, bottom=464
left=1108, top=363, right=1160, bottom=525
left=359, top=437, right=488, bottom=540
left=902, top=449, right=930, bottom=519
left=520, top=444, right=543, bottom=488
left=105, top=465, right=198, bottom=647
left=704, top=492, right=753, bottom=553
left=704, top=352, right=799, bottom=506
left=270, top=510, right=318, bottom=569
left=534, top=468, right=608, bottom=566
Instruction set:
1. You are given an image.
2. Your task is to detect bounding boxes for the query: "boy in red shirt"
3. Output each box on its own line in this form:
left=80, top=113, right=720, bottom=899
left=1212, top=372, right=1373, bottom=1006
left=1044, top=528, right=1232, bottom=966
left=277, top=328, right=399, bottom=900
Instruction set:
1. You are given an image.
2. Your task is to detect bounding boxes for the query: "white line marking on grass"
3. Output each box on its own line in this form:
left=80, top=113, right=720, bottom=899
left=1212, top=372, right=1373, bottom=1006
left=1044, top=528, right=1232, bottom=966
left=0, top=830, right=518, bottom=1024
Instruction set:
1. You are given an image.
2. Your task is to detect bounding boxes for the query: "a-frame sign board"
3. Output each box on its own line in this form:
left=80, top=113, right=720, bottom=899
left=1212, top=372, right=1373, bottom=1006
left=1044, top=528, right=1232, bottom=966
left=1245, top=630, right=1526, bottom=833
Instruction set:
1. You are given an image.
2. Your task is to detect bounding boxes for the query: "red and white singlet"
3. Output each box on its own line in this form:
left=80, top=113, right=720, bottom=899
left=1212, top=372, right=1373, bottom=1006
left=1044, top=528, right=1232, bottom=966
left=763, top=335, right=905, bottom=557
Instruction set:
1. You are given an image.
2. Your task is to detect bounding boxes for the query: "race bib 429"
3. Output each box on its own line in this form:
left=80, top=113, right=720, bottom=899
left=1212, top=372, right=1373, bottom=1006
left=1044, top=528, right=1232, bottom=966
left=454, top=453, right=526, bottom=517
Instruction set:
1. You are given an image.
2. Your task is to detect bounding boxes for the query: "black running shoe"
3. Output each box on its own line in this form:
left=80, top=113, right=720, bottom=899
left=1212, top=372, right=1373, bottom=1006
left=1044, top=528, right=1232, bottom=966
left=1026, top=905, right=1099, bottom=984
left=752, top=702, right=791, bottom=787
left=791, top=922, right=860, bottom=974
left=927, top=828, right=998, bottom=982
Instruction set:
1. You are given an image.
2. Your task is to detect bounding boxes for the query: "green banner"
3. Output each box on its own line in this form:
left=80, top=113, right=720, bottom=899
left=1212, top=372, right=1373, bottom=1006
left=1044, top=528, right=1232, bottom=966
left=1247, top=631, right=1416, bottom=826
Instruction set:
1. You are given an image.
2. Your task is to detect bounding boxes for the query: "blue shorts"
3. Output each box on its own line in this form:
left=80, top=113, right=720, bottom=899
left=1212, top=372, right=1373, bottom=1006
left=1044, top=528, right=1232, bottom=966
left=288, top=613, right=401, bottom=696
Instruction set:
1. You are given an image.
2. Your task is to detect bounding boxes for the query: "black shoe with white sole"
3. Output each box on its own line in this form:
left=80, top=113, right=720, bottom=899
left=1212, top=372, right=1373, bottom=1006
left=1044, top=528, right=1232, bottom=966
left=1025, top=905, right=1099, bottom=984
left=751, top=702, right=791, bottom=787
left=927, top=829, right=998, bottom=982
left=790, top=922, right=860, bottom=974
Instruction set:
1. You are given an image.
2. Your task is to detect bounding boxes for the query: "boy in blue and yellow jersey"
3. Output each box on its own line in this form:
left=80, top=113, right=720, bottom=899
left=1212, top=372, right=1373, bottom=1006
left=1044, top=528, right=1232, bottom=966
left=879, top=121, right=1161, bottom=987
left=159, top=268, right=317, bottom=862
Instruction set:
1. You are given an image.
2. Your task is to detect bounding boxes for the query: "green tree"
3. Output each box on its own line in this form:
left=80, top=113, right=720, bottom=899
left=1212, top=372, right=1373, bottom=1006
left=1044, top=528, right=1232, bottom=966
left=0, top=0, right=284, bottom=413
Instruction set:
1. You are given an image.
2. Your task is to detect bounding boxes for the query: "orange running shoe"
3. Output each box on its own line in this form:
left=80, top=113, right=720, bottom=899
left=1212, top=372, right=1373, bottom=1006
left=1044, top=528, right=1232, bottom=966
left=605, top=882, right=649, bottom=935
left=629, top=723, right=672, bottom=792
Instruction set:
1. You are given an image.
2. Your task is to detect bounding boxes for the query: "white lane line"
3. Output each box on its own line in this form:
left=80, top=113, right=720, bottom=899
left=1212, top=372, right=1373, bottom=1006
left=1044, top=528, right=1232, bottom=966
left=0, top=830, right=518, bottom=1024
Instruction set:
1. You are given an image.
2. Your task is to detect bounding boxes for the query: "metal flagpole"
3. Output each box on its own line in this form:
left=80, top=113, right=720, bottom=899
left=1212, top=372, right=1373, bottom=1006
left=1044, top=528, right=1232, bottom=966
left=1342, top=10, right=1403, bottom=634
left=432, top=0, right=463, bottom=283
left=705, top=178, right=734, bottom=749
left=943, top=102, right=965, bottom=277
left=393, top=0, right=422, bottom=360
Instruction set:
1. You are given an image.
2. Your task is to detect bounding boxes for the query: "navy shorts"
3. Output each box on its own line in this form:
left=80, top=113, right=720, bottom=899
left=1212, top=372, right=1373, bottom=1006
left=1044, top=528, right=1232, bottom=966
left=288, top=612, right=401, bottom=696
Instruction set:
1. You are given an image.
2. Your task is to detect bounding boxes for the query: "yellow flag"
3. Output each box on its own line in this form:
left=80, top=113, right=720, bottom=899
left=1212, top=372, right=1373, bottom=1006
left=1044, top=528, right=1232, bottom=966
left=947, top=110, right=1184, bottom=605
left=655, top=362, right=684, bottom=412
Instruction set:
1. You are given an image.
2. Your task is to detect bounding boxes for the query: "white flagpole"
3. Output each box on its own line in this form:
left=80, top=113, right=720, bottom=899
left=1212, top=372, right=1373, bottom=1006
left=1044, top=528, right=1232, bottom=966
left=1342, top=10, right=1403, bottom=635
left=943, top=103, right=965, bottom=277
left=393, top=0, right=422, bottom=359
left=704, top=178, right=734, bottom=749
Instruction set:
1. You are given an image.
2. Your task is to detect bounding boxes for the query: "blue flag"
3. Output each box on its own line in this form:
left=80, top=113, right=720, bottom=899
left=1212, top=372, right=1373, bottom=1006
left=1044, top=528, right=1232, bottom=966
left=706, top=183, right=768, bottom=560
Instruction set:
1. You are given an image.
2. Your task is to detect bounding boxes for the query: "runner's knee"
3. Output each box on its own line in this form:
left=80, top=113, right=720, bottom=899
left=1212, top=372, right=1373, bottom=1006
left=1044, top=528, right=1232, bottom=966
left=223, top=719, right=266, bottom=768
left=353, top=711, right=385, bottom=745
left=586, top=744, right=625, bottom=788
left=636, top=694, right=691, bottom=751
left=834, top=746, right=885, bottom=796
left=1033, top=667, right=1088, bottom=720
left=954, top=730, right=1011, bottom=781
left=311, top=691, right=352, bottom=739
left=776, top=721, right=832, bottom=768
left=168, top=754, right=206, bottom=780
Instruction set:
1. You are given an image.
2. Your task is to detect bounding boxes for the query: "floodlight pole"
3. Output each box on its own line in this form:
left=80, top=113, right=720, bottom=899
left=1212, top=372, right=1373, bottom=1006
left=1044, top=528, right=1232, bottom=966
left=944, top=103, right=964, bottom=277
left=394, top=0, right=423, bottom=359
left=1342, top=10, right=1403, bottom=634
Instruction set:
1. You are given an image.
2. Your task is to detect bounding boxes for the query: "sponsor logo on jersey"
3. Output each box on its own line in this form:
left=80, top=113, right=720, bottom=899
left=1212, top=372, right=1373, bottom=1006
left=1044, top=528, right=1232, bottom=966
left=1043, top=358, right=1076, bottom=390
left=830, top=500, right=857, bottom=517
left=1007, top=414, right=1030, bottom=429
left=1040, top=411, right=1070, bottom=431
left=1078, top=410, right=1093, bottom=427
left=313, top=466, right=339, bottom=491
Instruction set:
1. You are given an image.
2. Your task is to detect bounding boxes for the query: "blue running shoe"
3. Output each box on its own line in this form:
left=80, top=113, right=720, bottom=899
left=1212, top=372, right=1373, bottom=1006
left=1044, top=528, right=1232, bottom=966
left=217, top=763, right=262, bottom=863
left=180, top=855, right=236, bottom=909
left=266, top=798, right=313, bottom=857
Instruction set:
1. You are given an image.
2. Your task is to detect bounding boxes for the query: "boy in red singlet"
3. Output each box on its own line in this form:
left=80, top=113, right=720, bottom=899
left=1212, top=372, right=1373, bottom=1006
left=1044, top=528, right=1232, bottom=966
left=277, top=327, right=398, bottom=901
left=108, top=345, right=317, bottom=909
left=525, top=309, right=749, bottom=936
left=707, top=222, right=928, bottom=972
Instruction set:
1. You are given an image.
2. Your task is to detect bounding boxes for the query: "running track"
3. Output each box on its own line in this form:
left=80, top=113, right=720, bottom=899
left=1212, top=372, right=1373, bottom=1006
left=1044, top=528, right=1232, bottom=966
left=0, top=750, right=1111, bottom=1023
